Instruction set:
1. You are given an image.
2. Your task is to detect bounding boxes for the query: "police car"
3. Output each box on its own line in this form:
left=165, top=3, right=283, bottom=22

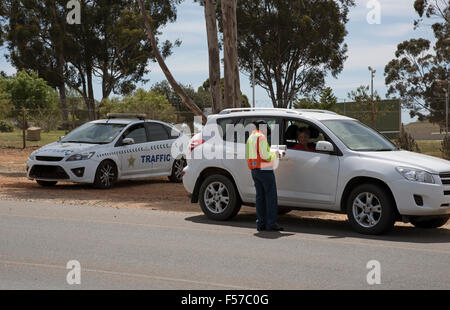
left=27, top=113, right=187, bottom=189
left=183, top=108, right=450, bottom=235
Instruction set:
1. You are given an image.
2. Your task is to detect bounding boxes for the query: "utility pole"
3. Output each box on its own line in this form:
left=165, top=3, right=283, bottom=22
left=252, top=55, right=255, bottom=109
left=368, top=66, right=376, bottom=128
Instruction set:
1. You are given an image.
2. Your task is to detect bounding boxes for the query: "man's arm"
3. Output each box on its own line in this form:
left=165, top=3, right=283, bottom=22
left=258, top=136, right=276, bottom=162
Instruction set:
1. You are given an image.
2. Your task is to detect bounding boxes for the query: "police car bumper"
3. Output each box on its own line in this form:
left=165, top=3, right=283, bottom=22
left=26, top=158, right=97, bottom=183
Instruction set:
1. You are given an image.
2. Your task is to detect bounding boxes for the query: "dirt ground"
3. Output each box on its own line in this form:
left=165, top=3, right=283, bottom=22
left=0, top=147, right=448, bottom=229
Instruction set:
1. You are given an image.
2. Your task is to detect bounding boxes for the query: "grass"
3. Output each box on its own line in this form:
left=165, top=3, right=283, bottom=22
left=0, top=130, right=66, bottom=148
left=416, top=140, right=443, bottom=158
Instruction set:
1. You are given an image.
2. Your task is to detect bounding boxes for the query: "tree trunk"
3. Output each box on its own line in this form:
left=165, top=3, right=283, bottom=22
left=221, top=0, right=241, bottom=109
left=137, top=0, right=207, bottom=124
left=86, top=65, right=96, bottom=120
left=204, top=0, right=222, bottom=114
left=231, top=0, right=241, bottom=108
left=58, top=84, right=68, bottom=123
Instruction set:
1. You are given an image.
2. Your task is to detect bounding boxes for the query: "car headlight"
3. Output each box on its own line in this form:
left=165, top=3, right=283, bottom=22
left=28, top=151, right=36, bottom=161
left=66, top=152, right=95, bottom=161
left=396, top=167, right=435, bottom=184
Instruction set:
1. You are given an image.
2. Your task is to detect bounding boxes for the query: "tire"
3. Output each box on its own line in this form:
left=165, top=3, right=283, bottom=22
left=93, top=160, right=117, bottom=189
left=410, top=216, right=449, bottom=229
left=346, top=183, right=396, bottom=235
left=199, top=174, right=241, bottom=221
left=278, top=208, right=292, bottom=215
left=168, top=157, right=186, bottom=183
left=36, top=180, right=57, bottom=187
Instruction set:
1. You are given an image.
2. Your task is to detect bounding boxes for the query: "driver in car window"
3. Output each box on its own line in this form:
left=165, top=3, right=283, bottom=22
left=293, top=127, right=314, bottom=151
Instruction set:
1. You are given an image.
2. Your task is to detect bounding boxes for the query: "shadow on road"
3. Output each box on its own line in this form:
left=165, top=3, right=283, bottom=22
left=185, top=212, right=450, bottom=244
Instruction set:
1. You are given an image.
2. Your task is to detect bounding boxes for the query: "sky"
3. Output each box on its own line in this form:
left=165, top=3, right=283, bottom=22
left=0, top=0, right=437, bottom=123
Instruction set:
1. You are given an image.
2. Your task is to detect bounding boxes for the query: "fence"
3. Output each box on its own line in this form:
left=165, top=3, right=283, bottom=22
left=0, top=108, right=197, bottom=149
left=335, top=99, right=401, bottom=139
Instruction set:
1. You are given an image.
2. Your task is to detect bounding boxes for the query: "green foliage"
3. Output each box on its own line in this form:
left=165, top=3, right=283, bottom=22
left=384, top=38, right=447, bottom=125
left=0, top=70, right=56, bottom=114
left=0, top=120, right=14, bottom=132
left=385, top=1, right=448, bottom=128
left=0, top=0, right=181, bottom=119
left=151, top=80, right=211, bottom=121
left=99, top=89, right=178, bottom=124
left=413, top=0, right=449, bottom=63
left=294, top=87, right=338, bottom=110
left=397, top=124, right=420, bottom=152
left=0, top=91, right=13, bottom=120
left=441, top=135, right=450, bottom=160
left=221, top=0, right=355, bottom=108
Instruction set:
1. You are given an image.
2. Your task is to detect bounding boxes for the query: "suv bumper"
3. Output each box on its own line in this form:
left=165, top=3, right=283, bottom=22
left=391, top=179, right=450, bottom=216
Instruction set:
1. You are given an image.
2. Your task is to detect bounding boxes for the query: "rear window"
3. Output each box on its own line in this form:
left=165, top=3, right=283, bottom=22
left=216, top=117, right=240, bottom=142
left=147, top=123, right=169, bottom=141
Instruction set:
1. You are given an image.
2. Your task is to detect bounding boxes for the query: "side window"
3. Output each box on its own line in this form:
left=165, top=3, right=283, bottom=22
left=240, top=117, right=280, bottom=146
left=284, top=119, right=326, bottom=152
left=147, top=123, right=169, bottom=142
left=217, top=117, right=240, bottom=142
left=163, top=125, right=180, bottom=139
left=121, top=123, right=148, bottom=145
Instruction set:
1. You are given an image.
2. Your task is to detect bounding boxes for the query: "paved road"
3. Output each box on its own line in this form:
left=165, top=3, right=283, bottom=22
left=0, top=200, right=449, bottom=289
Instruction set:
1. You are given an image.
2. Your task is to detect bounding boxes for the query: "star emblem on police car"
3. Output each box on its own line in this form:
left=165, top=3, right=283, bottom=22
left=128, top=154, right=136, bottom=168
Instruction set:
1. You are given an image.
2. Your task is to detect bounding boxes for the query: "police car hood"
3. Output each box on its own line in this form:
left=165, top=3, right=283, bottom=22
left=360, top=150, right=450, bottom=174
left=35, top=142, right=100, bottom=157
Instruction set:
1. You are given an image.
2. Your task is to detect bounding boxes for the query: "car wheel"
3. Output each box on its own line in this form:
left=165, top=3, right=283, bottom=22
left=199, top=174, right=241, bottom=221
left=278, top=208, right=292, bottom=215
left=168, top=157, right=186, bottom=183
left=36, top=180, right=57, bottom=187
left=410, top=215, right=449, bottom=229
left=93, top=160, right=117, bottom=189
left=346, top=183, right=396, bottom=235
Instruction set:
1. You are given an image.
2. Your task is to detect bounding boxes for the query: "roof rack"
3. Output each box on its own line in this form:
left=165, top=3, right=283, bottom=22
left=107, top=113, right=146, bottom=120
left=294, top=109, right=337, bottom=115
left=219, top=107, right=301, bottom=115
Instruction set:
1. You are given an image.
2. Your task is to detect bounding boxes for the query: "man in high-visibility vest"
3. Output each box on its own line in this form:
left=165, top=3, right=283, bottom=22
left=246, top=120, right=284, bottom=232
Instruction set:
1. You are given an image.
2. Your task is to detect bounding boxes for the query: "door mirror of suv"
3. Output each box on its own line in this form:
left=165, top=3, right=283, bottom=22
left=122, top=138, right=135, bottom=145
left=316, top=141, right=334, bottom=153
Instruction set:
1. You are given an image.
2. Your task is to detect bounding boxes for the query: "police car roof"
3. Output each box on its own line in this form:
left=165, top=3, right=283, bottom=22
left=91, top=119, right=171, bottom=125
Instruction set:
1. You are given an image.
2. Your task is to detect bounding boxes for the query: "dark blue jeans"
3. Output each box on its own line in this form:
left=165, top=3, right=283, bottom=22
left=251, top=169, right=278, bottom=229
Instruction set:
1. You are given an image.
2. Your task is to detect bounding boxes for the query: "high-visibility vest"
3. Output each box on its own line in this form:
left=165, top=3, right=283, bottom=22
left=246, top=130, right=276, bottom=170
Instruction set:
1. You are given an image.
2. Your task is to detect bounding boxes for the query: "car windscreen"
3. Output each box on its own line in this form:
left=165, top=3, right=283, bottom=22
left=60, top=123, right=126, bottom=144
left=321, top=120, right=398, bottom=151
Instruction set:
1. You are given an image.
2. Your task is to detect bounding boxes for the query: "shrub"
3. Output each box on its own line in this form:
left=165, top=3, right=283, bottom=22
left=28, top=105, right=62, bottom=133
left=397, top=124, right=420, bottom=152
left=0, top=120, right=14, bottom=132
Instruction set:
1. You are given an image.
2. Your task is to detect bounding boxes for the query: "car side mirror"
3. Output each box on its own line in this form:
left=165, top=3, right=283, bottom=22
left=122, top=138, right=135, bottom=145
left=316, top=141, right=334, bottom=153
left=59, top=136, right=64, bottom=141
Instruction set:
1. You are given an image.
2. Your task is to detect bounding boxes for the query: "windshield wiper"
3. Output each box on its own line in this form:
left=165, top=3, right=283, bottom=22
left=373, top=148, right=396, bottom=151
left=60, top=140, right=101, bottom=144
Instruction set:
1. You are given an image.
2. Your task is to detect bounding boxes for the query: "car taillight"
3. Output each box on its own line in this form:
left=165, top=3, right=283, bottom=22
left=189, top=139, right=205, bottom=152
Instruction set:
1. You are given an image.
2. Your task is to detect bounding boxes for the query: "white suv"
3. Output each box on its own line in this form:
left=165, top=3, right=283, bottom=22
left=182, top=108, right=450, bottom=234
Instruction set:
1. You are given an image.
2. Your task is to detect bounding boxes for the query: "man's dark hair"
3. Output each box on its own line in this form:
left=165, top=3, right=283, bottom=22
left=252, top=119, right=267, bottom=130
left=297, top=127, right=310, bottom=135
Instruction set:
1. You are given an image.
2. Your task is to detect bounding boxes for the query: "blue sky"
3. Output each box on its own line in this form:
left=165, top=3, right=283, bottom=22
left=0, top=0, right=437, bottom=123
